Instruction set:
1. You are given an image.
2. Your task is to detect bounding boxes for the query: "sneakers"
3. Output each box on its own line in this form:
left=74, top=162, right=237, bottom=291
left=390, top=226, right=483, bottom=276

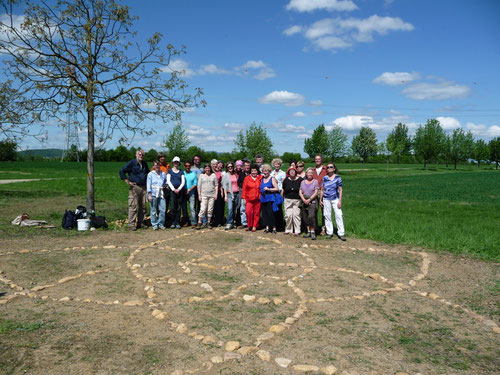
left=176, top=225, right=181, bottom=229
left=311, top=232, right=316, bottom=240
left=160, top=226, right=166, bottom=230
left=207, top=223, right=212, bottom=229
left=338, top=235, right=346, bottom=241
left=225, top=224, right=232, bottom=231
left=170, top=224, right=175, bottom=229
left=326, top=234, right=333, bottom=239
left=245, top=227, right=251, bottom=231
left=152, top=226, right=158, bottom=230
left=196, top=223, right=202, bottom=230
left=303, top=232, right=311, bottom=238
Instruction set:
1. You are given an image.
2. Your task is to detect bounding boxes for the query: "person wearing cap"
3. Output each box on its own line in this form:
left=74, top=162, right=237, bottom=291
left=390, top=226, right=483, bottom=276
left=167, top=156, right=185, bottom=229
left=119, top=149, right=149, bottom=231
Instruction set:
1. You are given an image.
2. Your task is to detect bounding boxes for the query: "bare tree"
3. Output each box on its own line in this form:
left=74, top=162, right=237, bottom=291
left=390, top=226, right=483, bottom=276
left=0, top=0, right=205, bottom=212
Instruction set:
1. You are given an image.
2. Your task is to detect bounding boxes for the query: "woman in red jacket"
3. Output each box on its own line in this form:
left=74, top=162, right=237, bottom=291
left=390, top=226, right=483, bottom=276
left=242, top=165, right=262, bottom=232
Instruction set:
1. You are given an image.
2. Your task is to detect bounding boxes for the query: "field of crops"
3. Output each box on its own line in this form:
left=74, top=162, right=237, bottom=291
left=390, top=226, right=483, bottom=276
left=0, top=161, right=498, bottom=260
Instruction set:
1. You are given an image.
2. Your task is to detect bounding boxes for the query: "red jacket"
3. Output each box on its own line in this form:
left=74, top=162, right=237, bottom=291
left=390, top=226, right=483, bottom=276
left=242, top=175, right=262, bottom=201
left=312, top=165, right=327, bottom=188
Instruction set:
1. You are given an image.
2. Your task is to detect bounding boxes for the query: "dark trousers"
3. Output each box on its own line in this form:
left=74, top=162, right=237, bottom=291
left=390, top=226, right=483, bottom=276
left=213, top=192, right=225, bottom=226
left=274, top=203, right=285, bottom=231
left=261, top=201, right=275, bottom=229
left=170, top=190, right=184, bottom=226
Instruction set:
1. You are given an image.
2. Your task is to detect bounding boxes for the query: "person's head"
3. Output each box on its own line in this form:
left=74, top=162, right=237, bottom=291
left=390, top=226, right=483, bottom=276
left=157, top=152, right=166, bottom=164
left=235, top=160, right=243, bottom=172
left=153, top=161, right=161, bottom=173
left=184, top=160, right=192, bottom=172
left=226, top=161, right=234, bottom=173
left=210, top=159, right=218, bottom=172
left=271, top=158, right=282, bottom=171
left=243, top=160, right=251, bottom=173
left=314, top=154, right=323, bottom=167
left=326, top=162, right=338, bottom=175
left=217, top=161, right=224, bottom=172
left=255, top=154, right=264, bottom=166
left=261, top=164, right=272, bottom=177
left=250, top=165, right=259, bottom=177
left=305, top=167, right=314, bottom=180
left=287, top=167, right=297, bottom=179
left=296, top=161, right=305, bottom=174
left=136, top=149, right=144, bottom=161
left=172, top=156, right=181, bottom=168
left=193, top=155, right=201, bottom=166
left=289, top=160, right=297, bottom=169
left=203, top=164, right=211, bottom=175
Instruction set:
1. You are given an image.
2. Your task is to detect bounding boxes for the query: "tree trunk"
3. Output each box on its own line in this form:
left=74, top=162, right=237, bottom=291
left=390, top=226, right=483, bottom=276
left=362, top=158, right=365, bottom=168
left=396, top=154, right=400, bottom=166
left=478, top=160, right=481, bottom=169
left=86, top=103, right=95, bottom=214
left=424, top=159, right=427, bottom=169
left=454, top=159, right=457, bottom=170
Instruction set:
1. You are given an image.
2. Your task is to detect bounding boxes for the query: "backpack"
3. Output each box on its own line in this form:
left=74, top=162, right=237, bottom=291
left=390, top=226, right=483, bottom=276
left=90, top=215, right=108, bottom=229
left=62, top=210, right=77, bottom=229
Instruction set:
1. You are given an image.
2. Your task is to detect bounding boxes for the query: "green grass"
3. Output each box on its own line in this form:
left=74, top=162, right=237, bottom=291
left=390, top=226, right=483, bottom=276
left=0, top=161, right=499, bottom=260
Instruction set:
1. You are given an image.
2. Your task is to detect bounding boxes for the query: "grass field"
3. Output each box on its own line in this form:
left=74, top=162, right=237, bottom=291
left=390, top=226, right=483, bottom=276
left=0, top=161, right=499, bottom=261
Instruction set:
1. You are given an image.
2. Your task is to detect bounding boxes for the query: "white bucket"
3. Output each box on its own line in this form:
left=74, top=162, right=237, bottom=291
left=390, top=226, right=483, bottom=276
left=77, top=218, right=90, bottom=231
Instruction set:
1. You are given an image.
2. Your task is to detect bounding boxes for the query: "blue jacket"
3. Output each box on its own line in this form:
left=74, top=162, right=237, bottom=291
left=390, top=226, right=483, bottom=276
left=119, top=159, right=149, bottom=186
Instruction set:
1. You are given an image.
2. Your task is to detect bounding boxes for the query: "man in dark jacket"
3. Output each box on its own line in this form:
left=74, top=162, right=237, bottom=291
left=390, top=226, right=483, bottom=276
left=119, top=149, right=149, bottom=231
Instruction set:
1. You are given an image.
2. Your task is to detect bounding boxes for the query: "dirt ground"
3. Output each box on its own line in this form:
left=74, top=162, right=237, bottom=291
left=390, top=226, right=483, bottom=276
left=0, top=228, right=498, bottom=375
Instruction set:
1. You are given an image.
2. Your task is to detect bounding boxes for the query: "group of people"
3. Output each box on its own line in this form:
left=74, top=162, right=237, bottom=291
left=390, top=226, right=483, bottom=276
left=119, top=150, right=346, bottom=241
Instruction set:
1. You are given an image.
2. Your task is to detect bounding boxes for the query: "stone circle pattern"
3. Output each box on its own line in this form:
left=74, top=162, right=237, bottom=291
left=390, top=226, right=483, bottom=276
left=1, top=229, right=498, bottom=374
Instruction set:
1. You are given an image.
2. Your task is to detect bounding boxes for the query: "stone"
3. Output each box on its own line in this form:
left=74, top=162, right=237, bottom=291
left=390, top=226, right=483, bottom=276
left=285, top=317, right=297, bottom=324
left=151, top=309, right=162, bottom=317
left=189, top=296, right=204, bottom=303
left=123, top=300, right=143, bottom=306
left=154, top=313, right=166, bottom=320
left=200, top=283, right=213, bottom=292
left=31, top=284, right=53, bottom=292
left=483, top=319, right=498, bottom=328
left=256, top=349, right=271, bottom=361
left=243, top=294, right=255, bottom=302
left=147, top=291, right=157, bottom=299
left=59, top=296, right=70, bottom=302
left=237, top=346, right=258, bottom=356
left=176, top=323, right=187, bottom=334
left=224, top=352, right=242, bottom=361
left=428, top=292, right=439, bottom=300
left=225, top=341, right=240, bottom=352
left=273, top=298, right=283, bottom=305
left=202, top=336, right=216, bottom=345
left=103, top=245, right=116, bottom=249
left=170, top=370, right=183, bottom=375
left=194, top=335, right=204, bottom=340
left=293, top=364, right=320, bottom=372
left=257, top=297, right=270, bottom=304
left=270, top=325, right=286, bottom=333
left=168, top=278, right=178, bottom=284
left=210, top=356, right=223, bottom=364
left=275, top=357, right=292, bottom=368
left=58, top=276, right=77, bottom=284
left=257, top=332, right=274, bottom=341
left=321, top=365, right=337, bottom=374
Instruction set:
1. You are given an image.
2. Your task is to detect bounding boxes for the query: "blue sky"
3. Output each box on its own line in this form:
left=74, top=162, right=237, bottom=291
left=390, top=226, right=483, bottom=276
left=16, top=0, right=500, bottom=154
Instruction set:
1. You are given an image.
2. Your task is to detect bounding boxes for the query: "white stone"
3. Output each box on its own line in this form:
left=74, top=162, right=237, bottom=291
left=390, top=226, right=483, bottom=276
left=256, top=350, right=271, bottom=361
left=275, top=357, right=291, bottom=368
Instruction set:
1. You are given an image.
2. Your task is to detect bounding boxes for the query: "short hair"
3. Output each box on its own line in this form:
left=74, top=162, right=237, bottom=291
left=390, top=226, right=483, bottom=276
left=157, top=152, right=166, bottom=161
left=255, top=154, right=264, bottom=160
left=184, top=160, right=191, bottom=166
left=250, top=164, right=260, bottom=173
left=243, top=159, right=251, bottom=165
left=136, top=148, right=144, bottom=155
left=153, top=160, right=160, bottom=166
left=210, top=159, right=218, bottom=165
left=193, top=154, right=201, bottom=159
left=296, top=160, right=305, bottom=167
left=327, top=162, right=338, bottom=173
left=305, top=167, right=315, bottom=174
left=261, top=164, right=272, bottom=172
left=225, top=162, right=234, bottom=172
left=314, top=154, right=323, bottom=160
left=202, top=164, right=211, bottom=174
left=271, top=158, right=282, bottom=167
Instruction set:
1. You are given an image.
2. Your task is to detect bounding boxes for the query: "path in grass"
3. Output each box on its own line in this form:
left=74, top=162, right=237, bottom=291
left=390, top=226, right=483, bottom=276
left=1, top=229, right=498, bottom=374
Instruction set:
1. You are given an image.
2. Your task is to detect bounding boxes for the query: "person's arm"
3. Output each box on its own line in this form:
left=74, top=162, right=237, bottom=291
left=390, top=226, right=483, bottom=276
left=177, top=174, right=185, bottom=192
left=167, top=173, right=175, bottom=191
left=310, top=181, right=319, bottom=201
left=299, top=183, right=308, bottom=204
left=212, top=175, right=218, bottom=200
left=197, top=175, right=203, bottom=201
left=337, top=186, right=343, bottom=209
left=319, top=184, right=324, bottom=207
left=120, top=160, right=134, bottom=187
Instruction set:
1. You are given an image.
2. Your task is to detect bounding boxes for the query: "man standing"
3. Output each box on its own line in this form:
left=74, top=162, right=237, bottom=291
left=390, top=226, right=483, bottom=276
left=237, top=160, right=251, bottom=228
left=255, top=154, right=264, bottom=172
left=120, top=149, right=149, bottom=231
left=312, top=154, right=327, bottom=235
left=190, top=154, right=203, bottom=219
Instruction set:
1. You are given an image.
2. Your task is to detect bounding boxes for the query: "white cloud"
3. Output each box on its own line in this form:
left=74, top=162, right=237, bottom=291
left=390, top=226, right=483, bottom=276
left=310, top=100, right=323, bottom=106
left=286, top=0, right=358, bottom=12
left=258, top=90, right=306, bottom=106
left=161, top=59, right=195, bottom=78
left=277, top=124, right=307, bottom=133
left=373, top=72, right=420, bottom=85
left=436, top=116, right=461, bottom=130
left=465, top=122, right=500, bottom=138
left=224, top=122, right=246, bottom=132
left=293, top=111, right=306, bottom=117
left=187, top=125, right=211, bottom=136
left=284, top=15, right=413, bottom=52
left=297, top=133, right=310, bottom=139
left=254, top=67, right=276, bottom=80
left=238, top=60, right=276, bottom=80
left=488, top=126, right=500, bottom=137
left=402, top=81, right=471, bottom=100
left=241, top=60, right=266, bottom=69
left=283, top=25, right=303, bottom=36
left=198, top=64, right=231, bottom=75
left=331, top=115, right=374, bottom=130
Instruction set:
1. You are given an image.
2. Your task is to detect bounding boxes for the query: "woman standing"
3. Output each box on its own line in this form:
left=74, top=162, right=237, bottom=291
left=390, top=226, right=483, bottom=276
left=213, top=160, right=226, bottom=227
left=147, top=161, right=168, bottom=230
left=260, top=164, right=282, bottom=234
left=167, top=156, right=186, bottom=229
left=299, top=168, right=319, bottom=240
left=320, top=162, right=346, bottom=241
left=242, top=165, right=262, bottom=232
left=183, top=161, right=198, bottom=227
left=222, top=161, right=240, bottom=230
left=270, top=158, right=286, bottom=232
left=296, top=161, right=306, bottom=178
left=282, top=166, right=302, bottom=236
left=196, top=164, right=217, bottom=229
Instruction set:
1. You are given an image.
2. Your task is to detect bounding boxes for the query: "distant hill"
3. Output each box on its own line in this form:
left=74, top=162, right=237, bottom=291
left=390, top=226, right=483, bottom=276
left=18, top=148, right=64, bottom=158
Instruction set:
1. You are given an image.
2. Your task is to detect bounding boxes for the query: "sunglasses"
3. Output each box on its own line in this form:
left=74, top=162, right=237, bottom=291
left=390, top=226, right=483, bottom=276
left=297, top=165, right=304, bottom=168
left=327, top=166, right=335, bottom=169
left=227, top=165, right=233, bottom=168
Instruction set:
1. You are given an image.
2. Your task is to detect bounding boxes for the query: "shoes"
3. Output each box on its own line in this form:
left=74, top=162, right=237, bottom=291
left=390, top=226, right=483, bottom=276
left=311, top=232, right=316, bottom=240
left=251, top=227, right=257, bottom=232
left=129, top=227, right=137, bottom=231
left=196, top=223, right=202, bottom=230
left=245, top=227, right=251, bottom=231
left=152, top=226, right=158, bottom=230
left=183, top=223, right=189, bottom=227
left=303, top=232, right=311, bottom=238
left=264, top=228, right=270, bottom=233
left=225, top=224, right=232, bottom=231
left=170, top=225, right=175, bottom=229
left=176, top=225, right=181, bottom=229
left=326, top=234, right=333, bottom=239
left=338, top=235, right=346, bottom=241
left=237, top=225, right=246, bottom=229
left=202, top=223, right=207, bottom=229
left=207, top=223, right=212, bottom=229
left=191, top=225, right=196, bottom=228
left=160, top=226, right=166, bottom=230
left=272, top=229, right=277, bottom=234
left=284, top=232, right=290, bottom=235
left=293, top=233, right=299, bottom=237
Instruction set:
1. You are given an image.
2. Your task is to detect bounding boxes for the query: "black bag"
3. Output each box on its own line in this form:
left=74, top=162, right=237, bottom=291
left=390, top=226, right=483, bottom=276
left=62, top=210, right=77, bottom=229
left=90, top=215, right=108, bottom=229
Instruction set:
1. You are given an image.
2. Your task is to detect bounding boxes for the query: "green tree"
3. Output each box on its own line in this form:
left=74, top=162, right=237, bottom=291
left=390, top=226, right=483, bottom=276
left=386, top=123, right=412, bottom=166
left=303, top=124, right=329, bottom=158
left=164, top=123, right=190, bottom=159
left=327, top=125, right=348, bottom=160
left=413, top=119, right=445, bottom=169
left=0, top=0, right=204, bottom=212
left=281, top=152, right=302, bottom=164
left=473, top=139, right=489, bottom=169
left=351, top=127, right=378, bottom=167
left=233, top=122, right=274, bottom=162
left=144, top=148, right=158, bottom=162
left=448, top=128, right=474, bottom=169
left=489, top=137, right=500, bottom=170
left=0, top=139, right=17, bottom=161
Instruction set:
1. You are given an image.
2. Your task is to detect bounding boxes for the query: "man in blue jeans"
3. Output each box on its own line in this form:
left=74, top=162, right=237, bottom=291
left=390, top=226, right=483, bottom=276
left=183, top=160, right=198, bottom=227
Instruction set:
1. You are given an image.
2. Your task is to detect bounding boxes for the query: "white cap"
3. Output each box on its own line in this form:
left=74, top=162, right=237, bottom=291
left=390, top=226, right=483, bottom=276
left=172, top=156, right=180, bottom=163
